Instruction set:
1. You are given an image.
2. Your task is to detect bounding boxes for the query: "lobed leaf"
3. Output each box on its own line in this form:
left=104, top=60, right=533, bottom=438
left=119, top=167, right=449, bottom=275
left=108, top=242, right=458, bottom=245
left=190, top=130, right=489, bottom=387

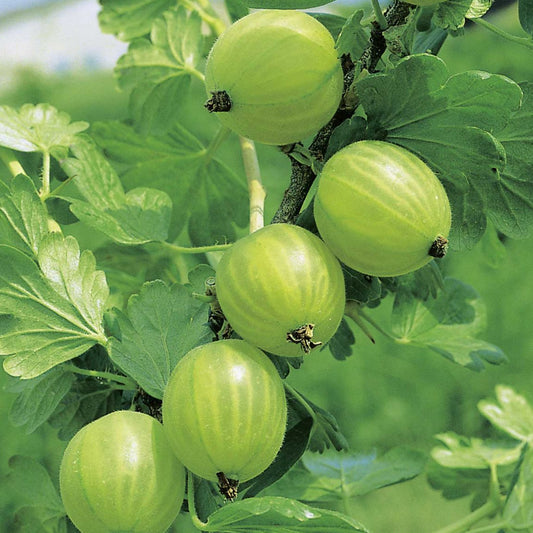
left=108, top=280, right=212, bottom=399
left=60, top=137, right=172, bottom=244
left=49, top=378, right=123, bottom=441
left=0, top=239, right=108, bottom=379
left=0, top=103, right=87, bottom=156
left=0, top=174, right=49, bottom=258
left=356, top=54, right=523, bottom=249
left=327, top=318, right=356, bottom=361
left=269, top=447, right=426, bottom=502
left=433, top=0, right=493, bottom=31
left=115, top=6, right=204, bottom=134
left=336, top=10, right=368, bottom=60
left=491, top=82, right=533, bottom=239
left=431, top=432, right=522, bottom=469
left=478, top=385, right=533, bottom=441
left=98, top=0, right=175, bottom=41
left=91, top=121, right=248, bottom=245
left=3, top=455, right=66, bottom=527
left=390, top=277, right=506, bottom=370
left=202, top=496, right=368, bottom=532
left=7, top=366, right=75, bottom=434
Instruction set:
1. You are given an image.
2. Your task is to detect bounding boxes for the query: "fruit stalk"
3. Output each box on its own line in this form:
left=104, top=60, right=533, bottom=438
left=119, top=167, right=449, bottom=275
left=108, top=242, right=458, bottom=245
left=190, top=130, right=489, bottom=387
left=271, top=1, right=414, bottom=225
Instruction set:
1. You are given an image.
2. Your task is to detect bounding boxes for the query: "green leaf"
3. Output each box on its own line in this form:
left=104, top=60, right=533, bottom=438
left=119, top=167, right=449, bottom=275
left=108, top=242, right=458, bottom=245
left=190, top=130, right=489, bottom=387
left=0, top=173, right=49, bottom=257
left=242, top=0, right=334, bottom=8
left=60, top=137, right=172, bottom=244
left=3, top=455, right=66, bottom=527
left=0, top=104, right=87, bottom=157
left=49, top=366, right=123, bottom=441
left=202, top=496, right=368, bottom=532
left=98, top=0, right=175, bottom=41
left=7, top=366, right=75, bottom=433
left=343, top=265, right=382, bottom=304
left=91, top=121, right=248, bottom=245
left=225, top=0, right=249, bottom=22
left=431, top=432, right=522, bottom=469
left=327, top=318, right=356, bottom=360
left=520, top=0, right=533, bottom=35
left=115, top=6, right=204, bottom=134
left=384, top=261, right=444, bottom=302
left=311, top=14, right=346, bottom=40
left=478, top=385, right=533, bottom=441
left=269, top=447, right=426, bottom=503
left=492, top=82, right=533, bottom=239
left=390, top=277, right=506, bottom=370
left=504, top=444, right=533, bottom=529
left=357, top=54, right=523, bottom=249
left=0, top=236, right=108, bottom=379
left=336, top=10, right=368, bottom=60
left=38, top=234, right=109, bottom=330
left=291, top=390, right=349, bottom=453
left=108, top=280, right=212, bottom=399
left=434, top=0, right=493, bottom=30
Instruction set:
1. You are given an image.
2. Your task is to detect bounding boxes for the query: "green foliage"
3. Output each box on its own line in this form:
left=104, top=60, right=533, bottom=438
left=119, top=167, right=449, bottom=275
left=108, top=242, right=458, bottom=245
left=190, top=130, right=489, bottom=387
left=61, top=137, right=173, bottom=245
left=1, top=455, right=66, bottom=532
left=0, top=238, right=107, bottom=379
left=109, top=280, right=212, bottom=398
left=241, top=0, right=334, bottom=8
left=520, top=0, right=533, bottom=35
left=268, top=447, right=427, bottom=501
left=0, top=174, right=49, bottom=257
left=1, top=0, right=533, bottom=531
left=200, top=496, right=368, bottom=532
left=91, top=121, right=248, bottom=244
left=0, top=104, right=87, bottom=157
left=115, top=6, right=204, bottom=135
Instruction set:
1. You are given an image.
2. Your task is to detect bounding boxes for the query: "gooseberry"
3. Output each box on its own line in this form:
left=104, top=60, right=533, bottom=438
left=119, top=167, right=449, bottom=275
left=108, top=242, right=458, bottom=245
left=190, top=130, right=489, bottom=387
left=314, top=140, right=451, bottom=277
left=216, top=223, right=346, bottom=357
left=204, top=9, right=344, bottom=145
left=162, top=339, right=287, bottom=497
left=59, top=410, right=185, bottom=533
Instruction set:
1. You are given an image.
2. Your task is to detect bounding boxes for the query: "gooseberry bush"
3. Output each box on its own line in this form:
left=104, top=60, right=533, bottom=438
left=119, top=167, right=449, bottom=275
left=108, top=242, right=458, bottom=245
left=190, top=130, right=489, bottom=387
left=1, top=0, right=533, bottom=531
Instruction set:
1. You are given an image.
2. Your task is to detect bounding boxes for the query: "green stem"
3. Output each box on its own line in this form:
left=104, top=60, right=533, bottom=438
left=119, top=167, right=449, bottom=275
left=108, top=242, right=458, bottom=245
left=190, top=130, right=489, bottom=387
left=64, top=364, right=137, bottom=389
left=160, top=240, right=233, bottom=255
left=433, top=464, right=502, bottom=533
left=203, top=126, right=232, bottom=165
left=467, top=521, right=509, bottom=533
left=371, top=0, right=388, bottom=30
left=471, top=18, right=533, bottom=49
left=432, top=499, right=500, bottom=533
left=344, top=301, right=377, bottom=344
left=0, top=148, right=26, bottom=177
left=187, top=471, right=209, bottom=530
left=41, top=151, right=51, bottom=198
left=42, top=173, right=77, bottom=201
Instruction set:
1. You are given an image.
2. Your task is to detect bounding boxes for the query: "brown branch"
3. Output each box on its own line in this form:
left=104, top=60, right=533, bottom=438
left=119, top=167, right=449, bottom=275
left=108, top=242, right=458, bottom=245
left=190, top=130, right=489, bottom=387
left=271, top=1, right=414, bottom=226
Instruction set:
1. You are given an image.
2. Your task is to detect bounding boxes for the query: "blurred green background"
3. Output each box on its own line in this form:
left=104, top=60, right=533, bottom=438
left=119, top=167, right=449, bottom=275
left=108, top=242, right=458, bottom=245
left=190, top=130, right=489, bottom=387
left=1, top=2, right=533, bottom=532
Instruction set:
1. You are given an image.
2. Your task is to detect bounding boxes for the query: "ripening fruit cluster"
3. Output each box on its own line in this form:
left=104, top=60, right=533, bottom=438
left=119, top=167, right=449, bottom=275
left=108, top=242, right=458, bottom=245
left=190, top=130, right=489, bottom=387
left=60, top=10, right=452, bottom=532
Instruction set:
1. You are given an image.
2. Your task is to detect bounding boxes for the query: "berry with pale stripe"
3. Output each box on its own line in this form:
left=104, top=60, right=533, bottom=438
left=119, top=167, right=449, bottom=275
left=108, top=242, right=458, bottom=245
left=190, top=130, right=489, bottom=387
left=162, top=340, right=287, bottom=497
left=60, top=411, right=185, bottom=533
left=205, top=10, right=343, bottom=145
left=314, top=140, right=451, bottom=277
left=216, top=224, right=346, bottom=357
